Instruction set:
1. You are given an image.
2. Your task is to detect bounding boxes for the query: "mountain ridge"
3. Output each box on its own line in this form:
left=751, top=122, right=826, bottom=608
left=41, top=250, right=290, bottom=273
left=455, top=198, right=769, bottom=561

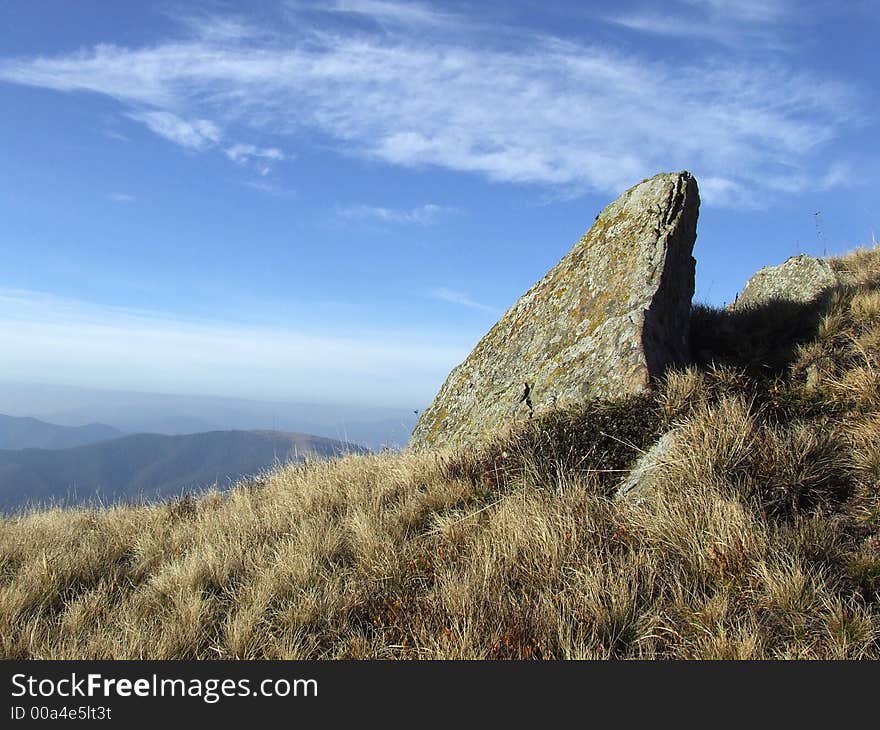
left=0, top=428, right=365, bottom=512
left=0, top=413, right=122, bottom=450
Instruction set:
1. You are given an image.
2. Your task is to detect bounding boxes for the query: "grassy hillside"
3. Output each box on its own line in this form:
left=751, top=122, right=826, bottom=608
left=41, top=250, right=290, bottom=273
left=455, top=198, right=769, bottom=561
left=2, top=245, right=879, bottom=659
left=0, top=431, right=366, bottom=512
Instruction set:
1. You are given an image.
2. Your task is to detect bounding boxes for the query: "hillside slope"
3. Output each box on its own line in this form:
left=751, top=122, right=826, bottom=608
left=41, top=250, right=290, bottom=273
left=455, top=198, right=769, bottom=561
left=1, top=245, right=879, bottom=659
left=0, top=413, right=121, bottom=450
left=0, top=430, right=365, bottom=512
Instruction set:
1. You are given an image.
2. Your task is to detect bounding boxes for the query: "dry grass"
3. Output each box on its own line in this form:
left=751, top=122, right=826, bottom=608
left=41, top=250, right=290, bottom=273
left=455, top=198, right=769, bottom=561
left=3, top=245, right=880, bottom=659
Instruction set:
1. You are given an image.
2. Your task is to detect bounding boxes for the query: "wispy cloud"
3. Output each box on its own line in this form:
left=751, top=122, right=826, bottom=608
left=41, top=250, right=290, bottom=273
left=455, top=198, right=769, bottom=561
left=103, top=128, right=129, bottom=142
left=430, top=287, right=496, bottom=314
left=225, top=143, right=285, bottom=175
left=0, top=288, right=467, bottom=406
left=243, top=179, right=294, bottom=196
left=681, top=0, right=792, bottom=23
left=0, top=2, right=858, bottom=206
left=126, top=110, right=221, bottom=150
left=338, top=203, right=454, bottom=226
left=173, top=13, right=268, bottom=43
left=316, top=0, right=459, bottom=28
left=604, top=13, right=731, bottom=43
left=603, top=0, right=795, bottom=47
left=109, top=193, right=135, bottom=203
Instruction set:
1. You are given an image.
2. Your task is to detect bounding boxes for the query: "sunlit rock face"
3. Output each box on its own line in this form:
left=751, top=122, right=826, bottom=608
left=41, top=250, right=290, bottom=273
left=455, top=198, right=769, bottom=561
left=409, top=171, right=700, bottom=451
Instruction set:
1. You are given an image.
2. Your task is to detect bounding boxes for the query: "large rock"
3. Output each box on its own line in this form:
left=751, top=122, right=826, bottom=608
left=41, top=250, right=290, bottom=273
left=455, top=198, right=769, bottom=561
left=732, top=254, right=838, bottom=310
left=409, top=171, right=700, bottom=451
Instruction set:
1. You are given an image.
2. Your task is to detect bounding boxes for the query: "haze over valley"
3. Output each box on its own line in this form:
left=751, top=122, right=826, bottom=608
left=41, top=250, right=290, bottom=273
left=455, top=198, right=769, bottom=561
left=0, top=381, right=417, bottom=450
left=0, top=384, right=407, bottom=513
left=0, top=426, right=364, bottom=512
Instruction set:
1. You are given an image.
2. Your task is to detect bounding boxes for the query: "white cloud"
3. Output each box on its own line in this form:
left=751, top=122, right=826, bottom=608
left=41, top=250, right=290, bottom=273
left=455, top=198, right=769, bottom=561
left=338, top=202, right=453, bottom=225
left=225, top=143, right=284, bottom=174
left=0, top=4, right=858, bottom=206
left=0, top=288, right=467, bottom=406
left=174, top=13, right=268, bottom=43
left=317, top=0, right=458, bottom=27
left=103, top=128, right=129, bottom=142
left=604, top=12, right=736, bottom=44
left=126, top=110, right=221, bottom=150
left=109, top=193, right=135, bottom=203
left=225, top=143, right=284, bottom=163
left=680, top=0, right=792, bottom=23
left=243, top=179, right=293, bottom=195
left=697, top=177, right=755, bottom=208
left=604, top=0, right=795, bottom=48
left=430, top=287, right=496, bottom=314
left=820, top=162, right=851, bottom=190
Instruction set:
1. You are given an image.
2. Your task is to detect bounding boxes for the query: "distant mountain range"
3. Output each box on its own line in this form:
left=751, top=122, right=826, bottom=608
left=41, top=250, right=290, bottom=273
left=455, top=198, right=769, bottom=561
left=0, top=413, right=122, bottom=450
left=0, top=382, right=418, bottom=450
left=0, top=428, right=366, bottom=513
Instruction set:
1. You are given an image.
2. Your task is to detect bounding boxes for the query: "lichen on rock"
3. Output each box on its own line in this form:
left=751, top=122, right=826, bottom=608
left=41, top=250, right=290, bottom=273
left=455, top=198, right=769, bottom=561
left=409, top=171, right=700, bottom=451
left=732, top=254, right=839, bottom=310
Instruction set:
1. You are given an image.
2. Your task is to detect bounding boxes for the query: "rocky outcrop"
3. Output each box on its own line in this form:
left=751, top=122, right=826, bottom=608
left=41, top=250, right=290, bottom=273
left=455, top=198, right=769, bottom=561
left=409, top=171, right=700, bottom=451
left=732, top=254, right=839, bottom=310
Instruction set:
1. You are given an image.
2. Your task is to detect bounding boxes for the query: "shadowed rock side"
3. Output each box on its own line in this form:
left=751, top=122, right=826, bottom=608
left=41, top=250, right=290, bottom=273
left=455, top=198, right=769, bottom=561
left=410, top=171, right=700, bottom=451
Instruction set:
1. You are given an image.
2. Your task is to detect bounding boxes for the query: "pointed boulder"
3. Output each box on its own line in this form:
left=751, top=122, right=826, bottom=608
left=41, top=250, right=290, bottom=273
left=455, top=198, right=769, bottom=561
left=409, top=171, right=700, bottom=451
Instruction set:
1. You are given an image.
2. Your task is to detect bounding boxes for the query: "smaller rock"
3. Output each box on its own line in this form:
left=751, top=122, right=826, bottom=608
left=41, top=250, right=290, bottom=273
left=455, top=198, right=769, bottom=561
left=732, top=254, right=838, bottom=310
left=616, top=430, right=677, bottom=499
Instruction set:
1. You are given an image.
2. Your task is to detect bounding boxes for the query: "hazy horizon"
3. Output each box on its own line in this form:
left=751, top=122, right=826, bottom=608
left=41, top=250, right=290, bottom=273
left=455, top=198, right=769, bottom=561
left=0, top=379, right=418, bottom=450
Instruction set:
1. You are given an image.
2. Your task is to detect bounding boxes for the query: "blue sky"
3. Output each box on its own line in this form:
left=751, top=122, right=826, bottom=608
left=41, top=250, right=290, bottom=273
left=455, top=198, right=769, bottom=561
left=0, top=0, right=877, bottom=409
